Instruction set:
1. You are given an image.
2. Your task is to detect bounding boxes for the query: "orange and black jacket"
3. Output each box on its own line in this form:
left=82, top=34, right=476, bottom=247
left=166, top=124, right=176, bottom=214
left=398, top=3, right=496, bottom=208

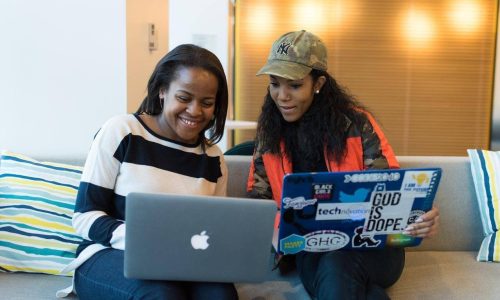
left=247, top=111, right=399, bottom=212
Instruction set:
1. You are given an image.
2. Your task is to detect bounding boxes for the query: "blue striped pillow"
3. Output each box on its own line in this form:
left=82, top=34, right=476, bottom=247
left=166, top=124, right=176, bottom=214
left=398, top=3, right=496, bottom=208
left=467, top=149, right=500, bottom=262
left=0, top=150, right=83, bottom=275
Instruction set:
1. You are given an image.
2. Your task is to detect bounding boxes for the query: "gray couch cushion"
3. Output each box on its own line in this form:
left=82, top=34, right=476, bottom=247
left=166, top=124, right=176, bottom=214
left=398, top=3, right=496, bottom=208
left=0, top=273, right=77, bottom=300
left=397, top=156, right=482, bottom=252
left=388, top=251, right=500, bottom=299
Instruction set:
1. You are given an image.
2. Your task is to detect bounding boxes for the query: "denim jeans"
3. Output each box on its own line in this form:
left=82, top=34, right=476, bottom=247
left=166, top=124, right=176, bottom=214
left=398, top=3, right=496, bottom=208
left=296, top=247, right=405, bottom=300
left=74, top=248, right=238, bottom=300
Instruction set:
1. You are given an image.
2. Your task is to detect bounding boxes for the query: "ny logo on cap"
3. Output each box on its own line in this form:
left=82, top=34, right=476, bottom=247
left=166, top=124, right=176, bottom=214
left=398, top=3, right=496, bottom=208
left=276, top=42, right=291, bottom=55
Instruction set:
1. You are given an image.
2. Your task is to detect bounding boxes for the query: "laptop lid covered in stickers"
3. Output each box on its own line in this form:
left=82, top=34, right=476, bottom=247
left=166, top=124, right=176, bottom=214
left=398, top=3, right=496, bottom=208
left=277, top=168, right=442, bottom=255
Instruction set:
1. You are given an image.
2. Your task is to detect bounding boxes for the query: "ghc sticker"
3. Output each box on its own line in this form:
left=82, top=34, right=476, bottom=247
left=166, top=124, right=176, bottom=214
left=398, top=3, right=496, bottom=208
left=304, top=230, right=350, bottom=252
left=280, top=234, right=306, bottom=255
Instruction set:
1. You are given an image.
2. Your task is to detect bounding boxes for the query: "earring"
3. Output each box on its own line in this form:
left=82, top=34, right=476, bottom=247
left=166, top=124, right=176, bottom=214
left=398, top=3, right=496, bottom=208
left=315, top=90, right=320, bottom=94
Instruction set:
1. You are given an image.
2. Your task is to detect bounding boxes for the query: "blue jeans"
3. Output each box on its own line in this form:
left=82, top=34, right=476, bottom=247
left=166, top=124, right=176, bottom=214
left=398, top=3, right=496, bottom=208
left=296, top=247, right=405, bottom=300
left=74, top=248, right=238, bottom=300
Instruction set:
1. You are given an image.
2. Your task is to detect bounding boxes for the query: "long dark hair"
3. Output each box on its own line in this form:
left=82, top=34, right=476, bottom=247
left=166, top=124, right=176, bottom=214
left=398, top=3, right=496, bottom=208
left=256, top=69, right=366, bottom=169
left=136, top=44, right=228, bottom=147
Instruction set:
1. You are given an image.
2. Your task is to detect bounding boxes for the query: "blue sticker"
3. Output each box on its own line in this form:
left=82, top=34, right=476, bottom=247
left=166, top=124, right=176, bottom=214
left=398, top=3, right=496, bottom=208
left=339, top=188, right=371, bottom=203
left=280, top=234, right=306, bottom=255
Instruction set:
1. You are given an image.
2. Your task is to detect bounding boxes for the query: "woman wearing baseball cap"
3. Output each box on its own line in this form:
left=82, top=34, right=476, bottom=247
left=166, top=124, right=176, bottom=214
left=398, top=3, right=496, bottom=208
left=247, top=30, right=440, bottom=299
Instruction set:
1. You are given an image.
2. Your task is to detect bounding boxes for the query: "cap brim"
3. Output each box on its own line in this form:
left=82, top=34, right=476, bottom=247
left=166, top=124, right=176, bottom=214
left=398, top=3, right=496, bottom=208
left=256, top=60, right=312, bottom=80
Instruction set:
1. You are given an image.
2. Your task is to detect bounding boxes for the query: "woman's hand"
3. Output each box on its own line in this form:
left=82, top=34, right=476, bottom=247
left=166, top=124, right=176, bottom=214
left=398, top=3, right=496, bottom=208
left=403, top=205, right=439, bottom=238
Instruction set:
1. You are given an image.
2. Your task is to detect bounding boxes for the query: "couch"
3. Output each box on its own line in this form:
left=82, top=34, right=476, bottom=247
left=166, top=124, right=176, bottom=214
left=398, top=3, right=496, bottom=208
left=0, top=155, right=498, bottom=299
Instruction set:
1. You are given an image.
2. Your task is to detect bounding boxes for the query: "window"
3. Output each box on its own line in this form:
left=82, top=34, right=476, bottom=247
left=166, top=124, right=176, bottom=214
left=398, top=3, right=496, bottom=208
left=234, top=0, right=497, bottom=155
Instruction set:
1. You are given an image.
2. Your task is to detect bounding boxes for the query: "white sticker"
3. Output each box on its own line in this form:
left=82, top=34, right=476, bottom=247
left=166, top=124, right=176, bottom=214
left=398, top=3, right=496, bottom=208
left=316, top=202, right=371, bottom=221
left=282, top=196, right=317, bottom=210
left=304, top=230, right=350, bottom=252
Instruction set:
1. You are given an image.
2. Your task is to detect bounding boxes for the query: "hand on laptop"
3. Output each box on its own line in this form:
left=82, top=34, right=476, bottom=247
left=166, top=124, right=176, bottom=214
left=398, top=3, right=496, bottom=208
left=403, top=205, right=439, bottom=238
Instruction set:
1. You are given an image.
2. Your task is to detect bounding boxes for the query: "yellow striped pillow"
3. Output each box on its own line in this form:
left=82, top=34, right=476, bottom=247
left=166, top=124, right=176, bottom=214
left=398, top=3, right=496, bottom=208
left=468, top=149, right=500, bottom=262
left=0, top=150, right=83, bottom=275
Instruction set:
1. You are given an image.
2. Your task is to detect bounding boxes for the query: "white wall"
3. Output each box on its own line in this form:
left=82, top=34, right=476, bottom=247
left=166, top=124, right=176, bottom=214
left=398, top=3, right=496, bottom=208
left=0, top=0, right=233, bottom=158
left=169, top=0, right=232, bottom=150
left=0, top=0, right=127, bottom=159
left=169, top=0, right=229, bottom=76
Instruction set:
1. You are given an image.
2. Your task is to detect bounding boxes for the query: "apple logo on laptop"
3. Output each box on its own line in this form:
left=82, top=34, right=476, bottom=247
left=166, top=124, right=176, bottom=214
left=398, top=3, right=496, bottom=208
left=191, top=231, right=210, bottom=250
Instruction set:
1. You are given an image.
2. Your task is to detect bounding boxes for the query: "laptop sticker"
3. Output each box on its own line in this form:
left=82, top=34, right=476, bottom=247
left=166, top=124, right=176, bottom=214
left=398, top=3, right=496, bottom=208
left=277, top=168, right=441, bottom=254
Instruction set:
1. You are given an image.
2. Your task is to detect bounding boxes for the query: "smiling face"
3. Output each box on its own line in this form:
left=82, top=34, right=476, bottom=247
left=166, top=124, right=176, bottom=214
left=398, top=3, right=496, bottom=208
left=268, top=74, right=325, bottom=122
left=157, top=66, right=218, bottom=144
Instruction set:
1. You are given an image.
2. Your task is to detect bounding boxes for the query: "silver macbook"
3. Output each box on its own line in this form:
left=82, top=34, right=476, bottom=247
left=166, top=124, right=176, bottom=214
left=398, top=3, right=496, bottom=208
left=124, top=192, right=276, bottom=282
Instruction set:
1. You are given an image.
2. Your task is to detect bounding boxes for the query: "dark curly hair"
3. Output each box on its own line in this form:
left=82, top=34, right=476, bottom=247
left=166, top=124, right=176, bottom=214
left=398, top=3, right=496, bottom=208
left=255, top=69, right=366, bottom=170
left=136, top=44, right=228, bottom=148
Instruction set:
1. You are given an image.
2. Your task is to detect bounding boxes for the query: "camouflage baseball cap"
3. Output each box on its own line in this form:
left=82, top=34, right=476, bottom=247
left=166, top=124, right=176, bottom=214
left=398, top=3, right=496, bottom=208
left=256, top=30, right=328, bottom=80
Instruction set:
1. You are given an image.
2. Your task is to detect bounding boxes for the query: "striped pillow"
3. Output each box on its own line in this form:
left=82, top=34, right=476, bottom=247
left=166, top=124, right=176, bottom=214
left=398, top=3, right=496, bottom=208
left=0, top=150, right=83, bottom=275
left=467, top=149, right=500, bottom=262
